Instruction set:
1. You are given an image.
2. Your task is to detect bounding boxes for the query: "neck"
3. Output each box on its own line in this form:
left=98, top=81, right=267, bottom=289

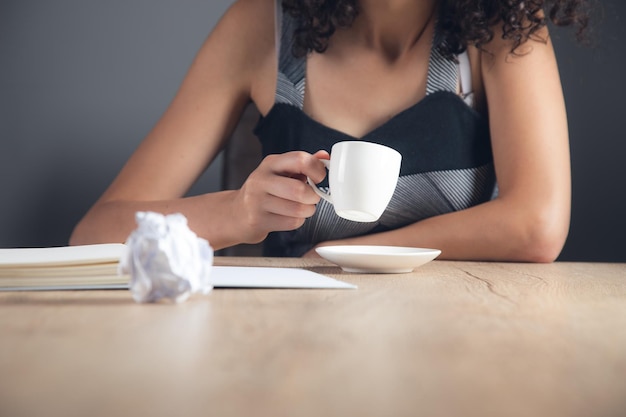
left=349, top=0, right=438, bottom=58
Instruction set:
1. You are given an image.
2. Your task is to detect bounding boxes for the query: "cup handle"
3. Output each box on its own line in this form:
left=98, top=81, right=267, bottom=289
left=307, top=159, right=332, bottom=203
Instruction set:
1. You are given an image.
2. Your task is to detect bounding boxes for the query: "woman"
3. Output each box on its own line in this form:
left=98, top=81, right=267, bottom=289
left=70, top=0, right=589, bottom=261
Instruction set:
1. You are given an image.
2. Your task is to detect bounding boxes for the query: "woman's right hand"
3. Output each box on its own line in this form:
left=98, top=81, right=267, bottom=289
left=232, top=150, right=329, bottom=244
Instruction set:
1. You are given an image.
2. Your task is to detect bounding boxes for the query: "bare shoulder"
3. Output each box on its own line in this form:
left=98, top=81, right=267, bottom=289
left=465, top=23, right=556, bottom=114
left=479, top=21, right=555, bottom=72
left=205, top=0, right=276, bottom=112
left=217, top=0, right=275, bottom=44
left=205, top=0, right=275, bottom=67
left=477, top=21, right=562, bottom=123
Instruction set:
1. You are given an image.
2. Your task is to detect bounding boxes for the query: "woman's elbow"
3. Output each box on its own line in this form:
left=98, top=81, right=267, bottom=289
left=512, top=207, right=570, bottom=263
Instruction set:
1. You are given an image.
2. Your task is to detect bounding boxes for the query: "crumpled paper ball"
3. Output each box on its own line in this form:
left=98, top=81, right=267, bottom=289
left=119, top=211, right=213, bottom=303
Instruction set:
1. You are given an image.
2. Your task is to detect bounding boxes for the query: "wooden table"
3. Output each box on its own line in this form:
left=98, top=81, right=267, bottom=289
left=1, top=258, right=625, bottom=417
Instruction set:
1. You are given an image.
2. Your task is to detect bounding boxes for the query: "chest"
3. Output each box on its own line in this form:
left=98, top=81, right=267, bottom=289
left=303, top=49, right=431, bottom=139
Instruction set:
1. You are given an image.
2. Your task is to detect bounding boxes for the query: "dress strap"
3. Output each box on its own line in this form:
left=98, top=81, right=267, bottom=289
left=426, top=24, right=475, bottom=107
left=425, top=26, right=459, bottom=96
left=274, top=1, right=306, bottom=109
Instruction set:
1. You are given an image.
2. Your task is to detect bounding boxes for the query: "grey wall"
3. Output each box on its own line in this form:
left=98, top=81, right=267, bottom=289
left=0, top=0, right=233, bottom=248
left=552, top=2, right=626, bottom=261
left=1, top=1, right=625, bottom=261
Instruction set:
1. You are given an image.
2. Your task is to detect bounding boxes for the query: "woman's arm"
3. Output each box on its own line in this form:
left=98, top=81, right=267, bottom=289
left=310, top=26, right=571, bottom=262
left=70, top=0, right=327, bottom=249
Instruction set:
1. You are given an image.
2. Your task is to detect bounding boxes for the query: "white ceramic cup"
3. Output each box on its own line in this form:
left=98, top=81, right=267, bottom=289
left=308, top=141, right=402, bottom=222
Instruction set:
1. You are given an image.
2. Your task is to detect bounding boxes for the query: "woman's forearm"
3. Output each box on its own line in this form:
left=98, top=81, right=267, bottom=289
left=314, top=195, right=570, bottom=263
left=69, top=190, right=246, bottom=250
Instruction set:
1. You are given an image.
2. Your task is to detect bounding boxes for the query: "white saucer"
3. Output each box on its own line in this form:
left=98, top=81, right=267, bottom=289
left=315, top=245, right=441, bottom=273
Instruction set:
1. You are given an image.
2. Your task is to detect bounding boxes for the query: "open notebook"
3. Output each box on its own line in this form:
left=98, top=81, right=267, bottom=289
left=0, top=244, right=356, bottom=290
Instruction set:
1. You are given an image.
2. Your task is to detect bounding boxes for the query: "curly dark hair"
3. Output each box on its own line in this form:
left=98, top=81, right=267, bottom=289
left=282, top=0, right=591, bottom=58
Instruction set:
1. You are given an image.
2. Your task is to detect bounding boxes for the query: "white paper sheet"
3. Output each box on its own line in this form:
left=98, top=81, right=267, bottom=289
left=211, top=266, right=357, bottom=289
